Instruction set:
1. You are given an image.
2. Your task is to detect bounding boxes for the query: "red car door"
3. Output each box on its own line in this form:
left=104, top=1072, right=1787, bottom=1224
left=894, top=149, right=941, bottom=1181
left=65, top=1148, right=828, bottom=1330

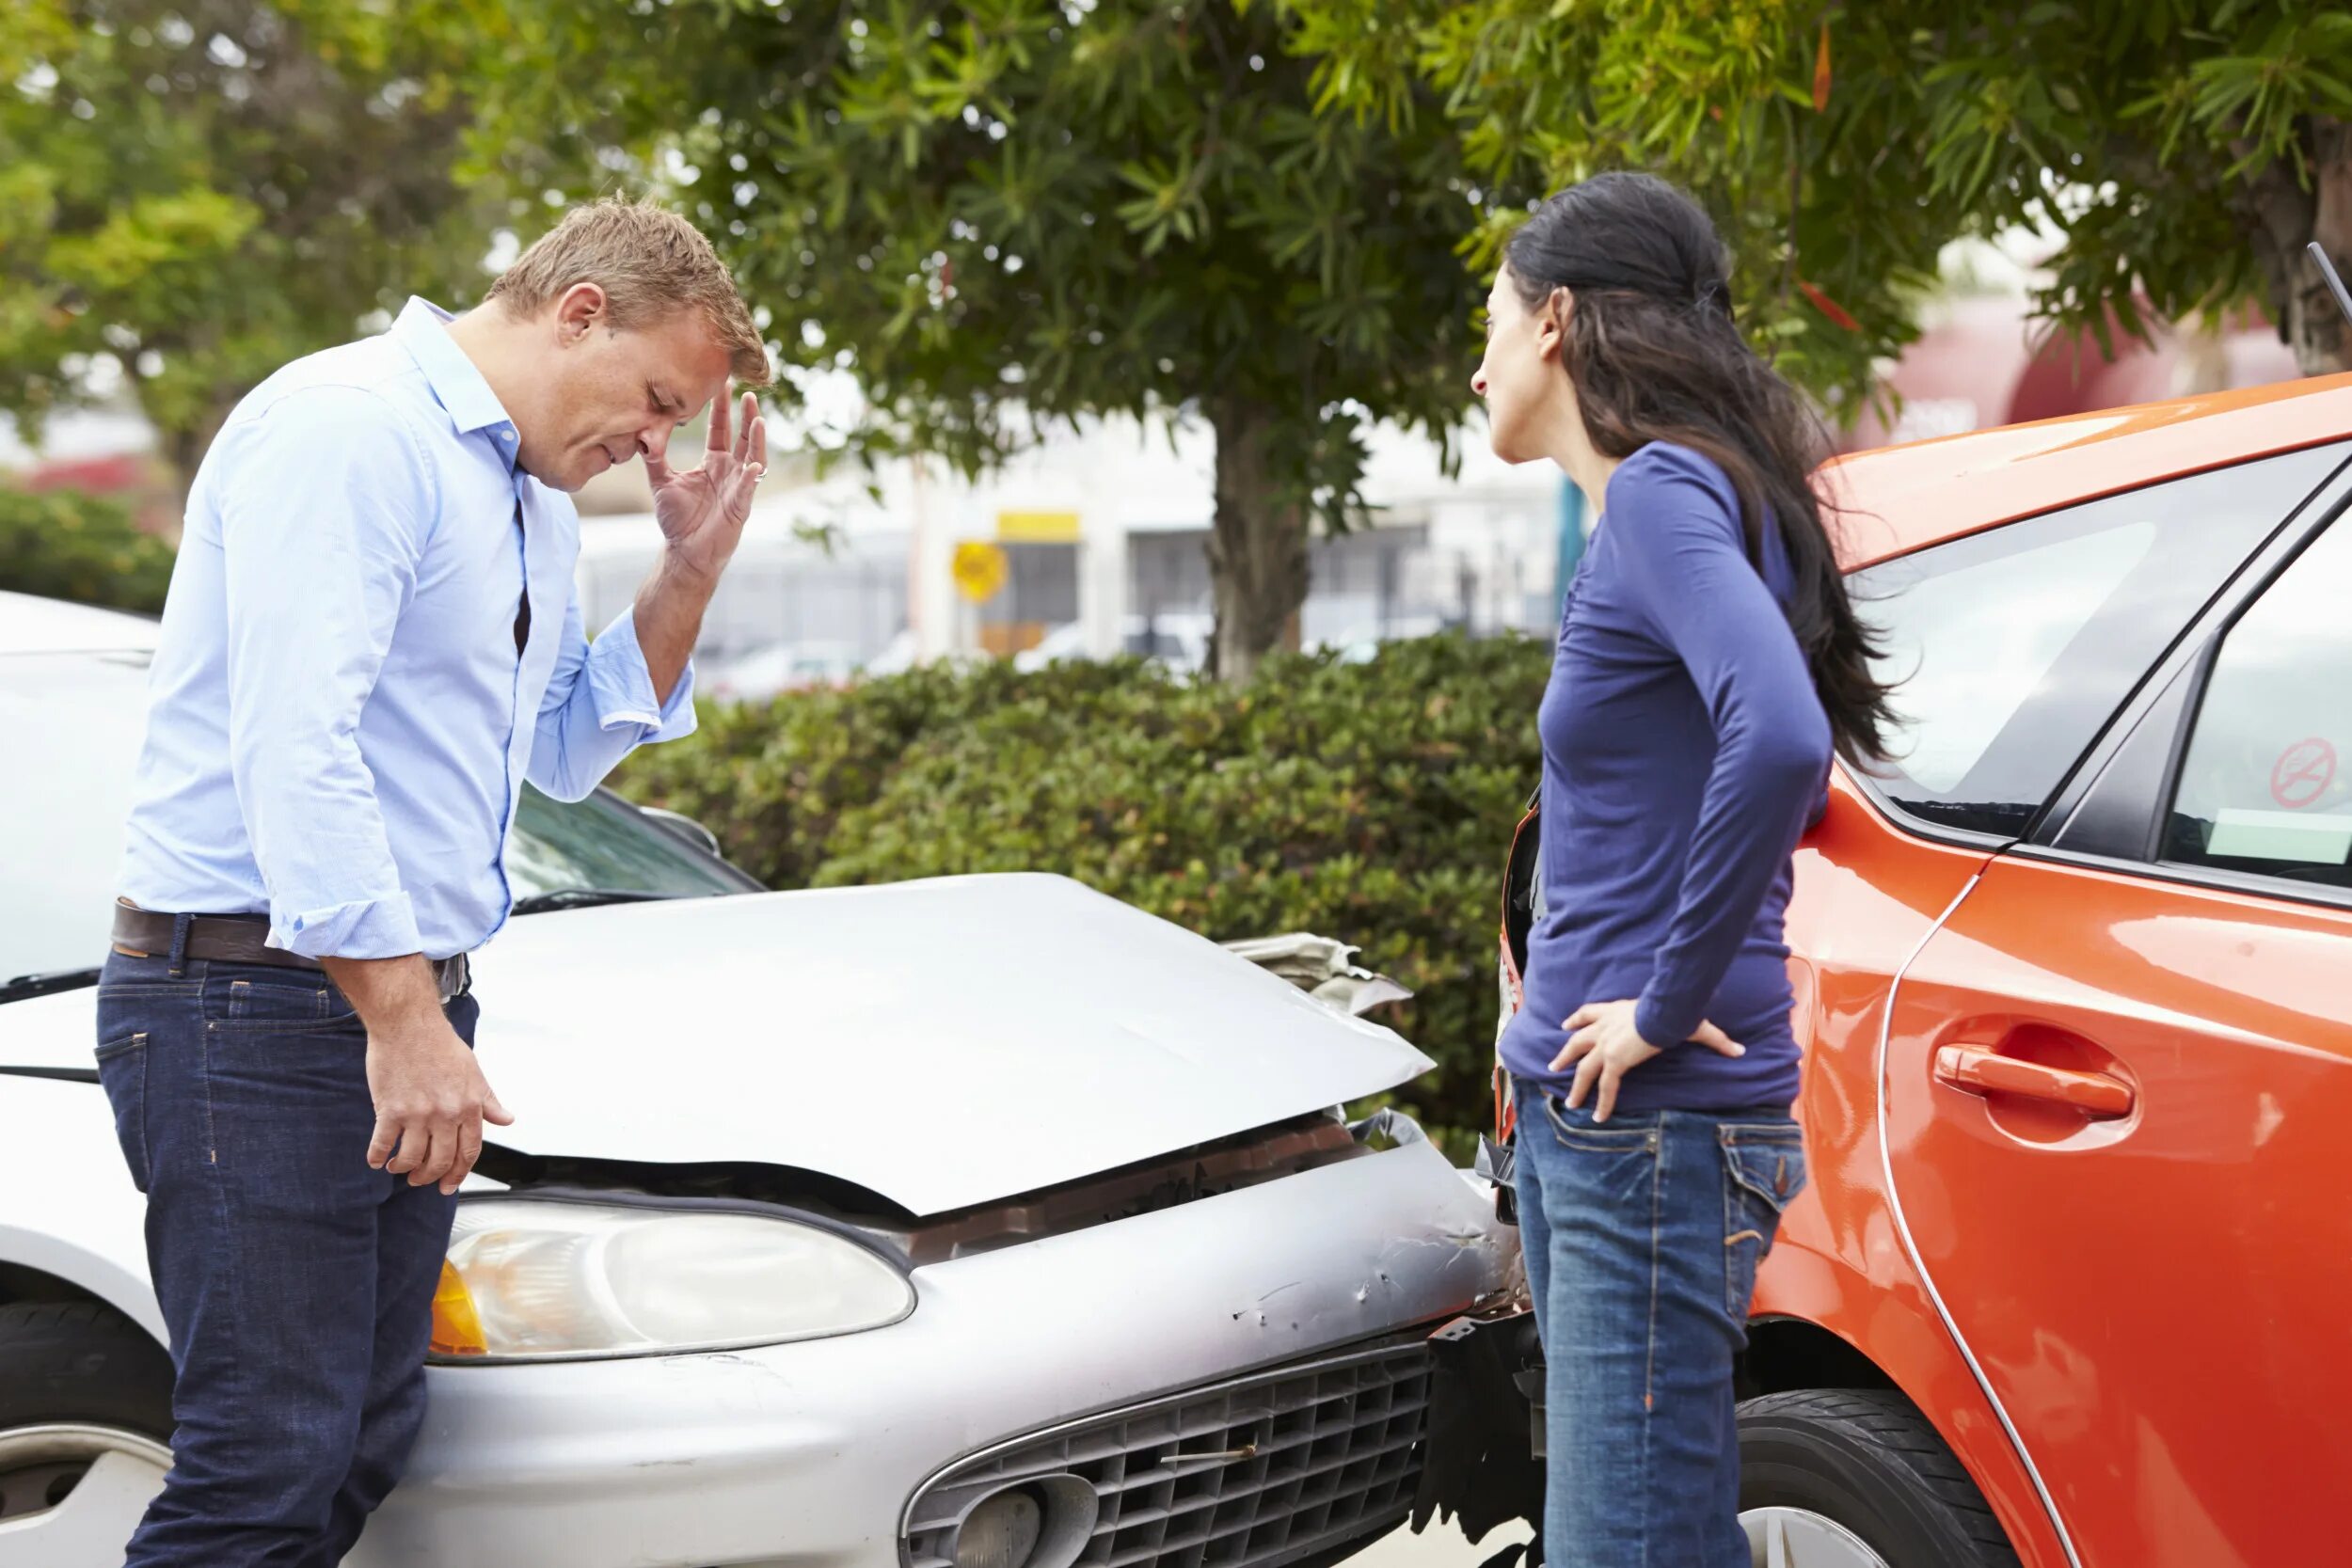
left=1881, top=495, right=2352, bottom=1567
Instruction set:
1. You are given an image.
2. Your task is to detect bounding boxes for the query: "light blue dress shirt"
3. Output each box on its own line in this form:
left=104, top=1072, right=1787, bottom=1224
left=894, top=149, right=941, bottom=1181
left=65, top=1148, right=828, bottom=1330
left=119, top=297, right=697, bottom=960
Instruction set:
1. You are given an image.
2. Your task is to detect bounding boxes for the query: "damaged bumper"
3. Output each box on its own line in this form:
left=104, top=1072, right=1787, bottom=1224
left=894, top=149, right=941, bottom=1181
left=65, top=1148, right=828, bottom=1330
left=347, top=1135, right=1512, bottom=1568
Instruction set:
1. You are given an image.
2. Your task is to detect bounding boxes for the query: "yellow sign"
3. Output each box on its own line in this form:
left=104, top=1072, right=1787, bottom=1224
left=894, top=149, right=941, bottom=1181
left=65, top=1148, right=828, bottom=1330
left=952, top=541, right=1009, bottom=604
left=995, top=509, right=1081, bottom=544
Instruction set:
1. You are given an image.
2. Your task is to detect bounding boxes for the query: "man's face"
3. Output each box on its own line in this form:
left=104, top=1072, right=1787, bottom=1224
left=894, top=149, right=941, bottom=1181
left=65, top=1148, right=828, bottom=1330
left=518, top=287, right=736, bottom=493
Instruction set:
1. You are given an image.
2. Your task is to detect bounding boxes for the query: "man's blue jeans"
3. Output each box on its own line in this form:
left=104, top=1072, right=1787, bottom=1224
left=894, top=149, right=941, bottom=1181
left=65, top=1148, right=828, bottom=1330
left=94, top=941, right=469, bottom=1567
left=1512, top=1082, right=1807, bottom=1568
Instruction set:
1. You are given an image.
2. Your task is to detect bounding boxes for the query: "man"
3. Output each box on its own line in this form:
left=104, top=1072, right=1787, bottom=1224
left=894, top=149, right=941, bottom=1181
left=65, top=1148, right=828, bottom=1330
left=93, top=197, right=771, bottom=1564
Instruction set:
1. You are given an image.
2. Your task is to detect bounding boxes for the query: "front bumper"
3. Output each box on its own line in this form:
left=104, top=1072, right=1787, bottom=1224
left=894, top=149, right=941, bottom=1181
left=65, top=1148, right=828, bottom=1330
left=347, top=1137, right=1509, bottom=1568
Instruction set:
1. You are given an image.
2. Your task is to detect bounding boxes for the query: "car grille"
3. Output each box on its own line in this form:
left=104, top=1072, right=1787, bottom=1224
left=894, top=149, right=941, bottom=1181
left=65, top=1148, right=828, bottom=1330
left=903, top=1342, right=1433, bottom=1568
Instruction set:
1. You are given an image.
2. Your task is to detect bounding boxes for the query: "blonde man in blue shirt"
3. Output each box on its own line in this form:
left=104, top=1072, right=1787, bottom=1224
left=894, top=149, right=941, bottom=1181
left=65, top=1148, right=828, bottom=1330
left=100, top=197, right=771, bottom=1566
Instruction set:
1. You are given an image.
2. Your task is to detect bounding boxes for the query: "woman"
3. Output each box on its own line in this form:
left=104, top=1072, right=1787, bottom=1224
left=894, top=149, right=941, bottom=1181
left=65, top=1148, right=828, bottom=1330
left=1472, top=173, right=1895, bottom=1564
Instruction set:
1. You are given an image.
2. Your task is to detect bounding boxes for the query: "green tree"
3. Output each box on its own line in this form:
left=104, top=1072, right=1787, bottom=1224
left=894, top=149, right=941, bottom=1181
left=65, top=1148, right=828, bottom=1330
left=0, top=1, right=535, bottom=503
left=481, top=0, right=1516, bottom=683
left=1267, top=0, right=2352, bottom=409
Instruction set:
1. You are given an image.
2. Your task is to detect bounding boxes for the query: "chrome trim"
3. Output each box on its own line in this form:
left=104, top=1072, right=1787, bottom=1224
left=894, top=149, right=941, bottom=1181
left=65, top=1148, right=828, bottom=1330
left=1875, top=871, right=2083, bottom=1568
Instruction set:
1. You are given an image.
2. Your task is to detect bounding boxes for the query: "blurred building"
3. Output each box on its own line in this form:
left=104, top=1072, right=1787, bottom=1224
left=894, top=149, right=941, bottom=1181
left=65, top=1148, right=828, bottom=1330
left=1836, top=293, right=2303, bottom=451
left=8, top=261, right=2317, bottom=687
left=571, top=416, right=1565, bottom=690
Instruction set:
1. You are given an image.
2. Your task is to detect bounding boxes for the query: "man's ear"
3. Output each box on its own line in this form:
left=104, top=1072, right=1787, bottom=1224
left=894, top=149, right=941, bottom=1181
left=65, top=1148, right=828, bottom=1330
left=553, top=281, right=609, bottom=346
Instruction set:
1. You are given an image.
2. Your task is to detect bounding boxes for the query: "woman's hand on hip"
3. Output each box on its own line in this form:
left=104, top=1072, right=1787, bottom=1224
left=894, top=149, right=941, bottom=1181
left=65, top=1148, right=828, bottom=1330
left=1552, top=1001, right=1746, bottom=1123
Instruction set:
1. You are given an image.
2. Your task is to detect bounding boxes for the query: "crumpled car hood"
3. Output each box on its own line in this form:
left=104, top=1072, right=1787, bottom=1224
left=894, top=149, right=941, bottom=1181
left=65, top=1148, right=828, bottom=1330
left=461, top=874, right=1429, bottom=1214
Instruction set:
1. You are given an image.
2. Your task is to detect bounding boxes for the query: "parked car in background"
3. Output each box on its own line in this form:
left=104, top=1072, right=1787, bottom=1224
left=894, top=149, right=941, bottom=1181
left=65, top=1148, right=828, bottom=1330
left=1014, top=614, right=1216, bottom=674
left=1120, top=612, right=1213, bottom=673
left=1311, top=617, right=1447, bottom=666
left=0, top=593, right=1520, bottom=1568
left=704, top=639, right=866, bottom=702
left=1497, top=374, right=2352, bottom=1568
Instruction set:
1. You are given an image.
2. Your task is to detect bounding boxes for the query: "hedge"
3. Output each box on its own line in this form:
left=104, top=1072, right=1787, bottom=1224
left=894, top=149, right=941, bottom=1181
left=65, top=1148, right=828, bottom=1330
left=0, top=487, right=176, bottom=615
left=616, top=633, right=1552, bottom=1154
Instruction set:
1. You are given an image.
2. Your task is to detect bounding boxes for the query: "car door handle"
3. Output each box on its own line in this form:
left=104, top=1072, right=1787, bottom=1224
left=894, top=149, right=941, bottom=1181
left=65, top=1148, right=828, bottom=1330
left=1933, top=1046, right=2135, bottom=1117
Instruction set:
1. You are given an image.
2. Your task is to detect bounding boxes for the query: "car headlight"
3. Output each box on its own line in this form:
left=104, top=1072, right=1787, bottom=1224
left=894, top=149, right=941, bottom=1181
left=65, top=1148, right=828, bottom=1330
left=427, top=1199, right=914, bottom=1363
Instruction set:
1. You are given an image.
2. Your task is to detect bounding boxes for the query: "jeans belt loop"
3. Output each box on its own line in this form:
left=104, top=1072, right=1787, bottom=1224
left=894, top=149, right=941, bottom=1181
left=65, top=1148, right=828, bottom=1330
left=166, top=912, right=195, bottom=978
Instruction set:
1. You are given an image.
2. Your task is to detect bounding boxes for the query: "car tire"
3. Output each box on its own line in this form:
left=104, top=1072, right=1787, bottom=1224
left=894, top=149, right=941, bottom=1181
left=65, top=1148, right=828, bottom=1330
left=0, top=1299, right=175, bottom=1552
left=0, top=1299, right=172, bottom=1436
left=1737, top=1388, right=2021, bottom=1568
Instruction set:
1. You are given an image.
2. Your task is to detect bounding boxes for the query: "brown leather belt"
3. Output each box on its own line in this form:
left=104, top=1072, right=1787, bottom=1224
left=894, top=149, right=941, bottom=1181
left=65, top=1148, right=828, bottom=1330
left=111, top=901, right=470, bottom=1004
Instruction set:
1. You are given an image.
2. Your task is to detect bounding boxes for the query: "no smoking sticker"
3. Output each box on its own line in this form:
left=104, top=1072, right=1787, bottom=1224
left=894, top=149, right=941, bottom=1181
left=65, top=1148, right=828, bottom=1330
left=2269, top=737, right=2337, bottom=810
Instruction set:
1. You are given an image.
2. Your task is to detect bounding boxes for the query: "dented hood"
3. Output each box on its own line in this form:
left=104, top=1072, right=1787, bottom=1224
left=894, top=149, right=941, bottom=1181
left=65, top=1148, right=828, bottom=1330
left=463, top=875, right=1431, bottom=1215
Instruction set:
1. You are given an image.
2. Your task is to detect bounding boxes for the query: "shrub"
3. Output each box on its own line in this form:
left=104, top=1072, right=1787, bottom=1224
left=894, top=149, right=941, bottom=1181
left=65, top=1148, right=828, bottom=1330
left=0, top=487, right=175, bottom=615
left=619, top=634, right=1551, bottom=1152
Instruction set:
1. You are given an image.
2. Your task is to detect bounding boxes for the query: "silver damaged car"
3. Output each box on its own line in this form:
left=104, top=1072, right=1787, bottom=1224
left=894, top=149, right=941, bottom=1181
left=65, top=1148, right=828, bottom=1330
left=0, top=592, right=1528, bottom=1568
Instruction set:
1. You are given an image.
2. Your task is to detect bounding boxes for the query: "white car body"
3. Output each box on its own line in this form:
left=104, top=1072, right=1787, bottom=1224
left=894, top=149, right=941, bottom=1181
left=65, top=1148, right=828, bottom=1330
left=1012, top=615, right=1215, bottom=674
left=705, top=640, right=866, bottom=702
left=0, top=593, right=1518, bottom=1568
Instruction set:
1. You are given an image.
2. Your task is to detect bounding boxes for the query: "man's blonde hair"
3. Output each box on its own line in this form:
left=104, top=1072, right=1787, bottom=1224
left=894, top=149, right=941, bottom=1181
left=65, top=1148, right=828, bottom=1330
left=487, top=197, right=772, bottom=386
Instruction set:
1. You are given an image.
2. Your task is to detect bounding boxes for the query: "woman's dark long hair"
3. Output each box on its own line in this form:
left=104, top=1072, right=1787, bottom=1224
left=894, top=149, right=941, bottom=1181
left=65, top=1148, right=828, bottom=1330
left=1506, top=172, right=1896, bottom=766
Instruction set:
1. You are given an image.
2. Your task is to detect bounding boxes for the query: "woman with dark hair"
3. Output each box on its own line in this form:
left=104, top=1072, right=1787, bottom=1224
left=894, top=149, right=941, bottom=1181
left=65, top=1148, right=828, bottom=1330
left=1473, top=171, right=1896, bottom=1564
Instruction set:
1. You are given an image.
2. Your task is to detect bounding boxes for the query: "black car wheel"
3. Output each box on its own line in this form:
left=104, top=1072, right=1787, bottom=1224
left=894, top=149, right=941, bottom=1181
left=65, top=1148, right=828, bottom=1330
left=0, top=1300, right=175, bottom=1563
left=1738, top=1389, right=2022, bottom=1568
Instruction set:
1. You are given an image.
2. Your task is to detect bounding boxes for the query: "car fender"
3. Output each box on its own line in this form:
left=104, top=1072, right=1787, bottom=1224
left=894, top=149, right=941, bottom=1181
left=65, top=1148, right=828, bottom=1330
left=1756, top=1211, right=2070, bottom=1568
left=0, top=1073, right=163, bottom=1341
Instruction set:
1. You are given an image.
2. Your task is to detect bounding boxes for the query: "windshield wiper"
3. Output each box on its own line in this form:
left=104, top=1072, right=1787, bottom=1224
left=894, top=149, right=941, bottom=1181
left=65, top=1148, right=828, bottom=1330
left=509, top=888, right=689, bottom=916
left=0, top=967, right=103, bottom=1005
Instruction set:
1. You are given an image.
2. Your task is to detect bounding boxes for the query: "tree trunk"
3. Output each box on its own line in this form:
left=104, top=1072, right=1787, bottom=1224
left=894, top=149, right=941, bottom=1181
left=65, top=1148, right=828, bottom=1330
left=1204, top=398, right=1310, bottom=685
left=2241, top=117, right=2352, bottom=376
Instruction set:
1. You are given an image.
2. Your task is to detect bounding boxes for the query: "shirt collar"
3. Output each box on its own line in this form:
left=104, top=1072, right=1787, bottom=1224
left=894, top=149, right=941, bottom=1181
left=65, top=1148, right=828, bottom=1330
left=389, top=296, right=521, bottom=461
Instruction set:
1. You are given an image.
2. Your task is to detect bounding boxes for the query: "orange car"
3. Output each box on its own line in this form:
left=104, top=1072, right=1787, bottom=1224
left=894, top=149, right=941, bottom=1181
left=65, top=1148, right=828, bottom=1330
left=1495, top=375, right=2352, bottom=1568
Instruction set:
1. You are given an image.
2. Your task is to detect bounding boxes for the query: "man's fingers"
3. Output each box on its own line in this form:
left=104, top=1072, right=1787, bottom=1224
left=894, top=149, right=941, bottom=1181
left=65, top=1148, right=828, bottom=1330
left=481, top=1088, right=515, bottom=1128
left=707, top=386, right=732, bottom=454
left=384, top=1117, right=424, bottom=1176
left=408, top=1123, right=457, bottom=1190
left=1692, top=1021, right=1748, bottom=1058
left=733, top=392, right=758, bottom=462
left=730, top=456, right=764, bottom=513
left=1563, top=1004, right=1597, bottom=1031
left=445, top=1115, right=485, bottom=1196
left=367, top=1117, right=400, bottom=1171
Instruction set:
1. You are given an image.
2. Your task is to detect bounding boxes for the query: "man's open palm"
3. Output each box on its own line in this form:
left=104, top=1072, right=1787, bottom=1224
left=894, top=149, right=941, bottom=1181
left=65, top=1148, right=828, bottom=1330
left=648, top=388, right=766, bottom=579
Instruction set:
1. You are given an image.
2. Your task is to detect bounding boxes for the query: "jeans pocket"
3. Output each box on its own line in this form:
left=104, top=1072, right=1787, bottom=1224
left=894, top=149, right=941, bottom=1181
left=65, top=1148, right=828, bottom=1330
left=1542, top=1094, right=1661, bottom=1150
left=95, top=1031, right=151, bottom=1194
left=1539, top=1095, right=1661, bottom=1210
left=1720, top=1126, right=1807, bottom=1321
left=214, top=970, right=353, bottom=1030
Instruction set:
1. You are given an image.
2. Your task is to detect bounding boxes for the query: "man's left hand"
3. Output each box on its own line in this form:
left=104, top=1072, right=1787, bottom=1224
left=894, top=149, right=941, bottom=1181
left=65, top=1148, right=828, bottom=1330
left=648, top=388, right=766, bottom=582
left=1552, top=1000, right=1747, bottom=1123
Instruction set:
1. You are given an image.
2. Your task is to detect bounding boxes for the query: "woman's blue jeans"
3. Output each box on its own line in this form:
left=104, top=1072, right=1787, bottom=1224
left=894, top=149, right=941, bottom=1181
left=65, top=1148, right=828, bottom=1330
left=1512, top=1081, right=1808, bottom=1567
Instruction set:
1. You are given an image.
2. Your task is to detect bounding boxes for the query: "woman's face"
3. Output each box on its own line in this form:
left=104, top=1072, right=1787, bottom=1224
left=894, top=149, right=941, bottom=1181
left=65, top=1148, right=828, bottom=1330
left=1473, top=263, right=1569, bottom=465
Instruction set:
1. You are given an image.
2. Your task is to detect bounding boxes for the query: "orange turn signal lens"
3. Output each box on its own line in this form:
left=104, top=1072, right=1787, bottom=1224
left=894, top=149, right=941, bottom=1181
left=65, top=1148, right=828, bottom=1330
left=428, top=1259, right=487, bottom=1358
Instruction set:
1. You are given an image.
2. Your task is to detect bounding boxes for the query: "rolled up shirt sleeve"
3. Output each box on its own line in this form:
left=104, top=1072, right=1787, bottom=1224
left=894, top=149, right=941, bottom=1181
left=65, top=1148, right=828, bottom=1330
left=216, top=388, right=434, bottom=959
left=524, top=582, right=697, bottom=802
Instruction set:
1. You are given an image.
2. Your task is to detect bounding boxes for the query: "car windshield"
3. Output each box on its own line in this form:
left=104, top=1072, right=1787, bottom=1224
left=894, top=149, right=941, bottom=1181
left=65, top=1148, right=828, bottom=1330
left=0, top=648, right=753, bottom=990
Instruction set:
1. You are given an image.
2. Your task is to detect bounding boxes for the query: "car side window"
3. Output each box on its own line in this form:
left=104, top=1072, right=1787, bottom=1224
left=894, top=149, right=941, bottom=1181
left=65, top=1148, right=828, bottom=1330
left=2163, top=517, right=2352, bottom=889
left=1848, top=445, right=2344, bottom=839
